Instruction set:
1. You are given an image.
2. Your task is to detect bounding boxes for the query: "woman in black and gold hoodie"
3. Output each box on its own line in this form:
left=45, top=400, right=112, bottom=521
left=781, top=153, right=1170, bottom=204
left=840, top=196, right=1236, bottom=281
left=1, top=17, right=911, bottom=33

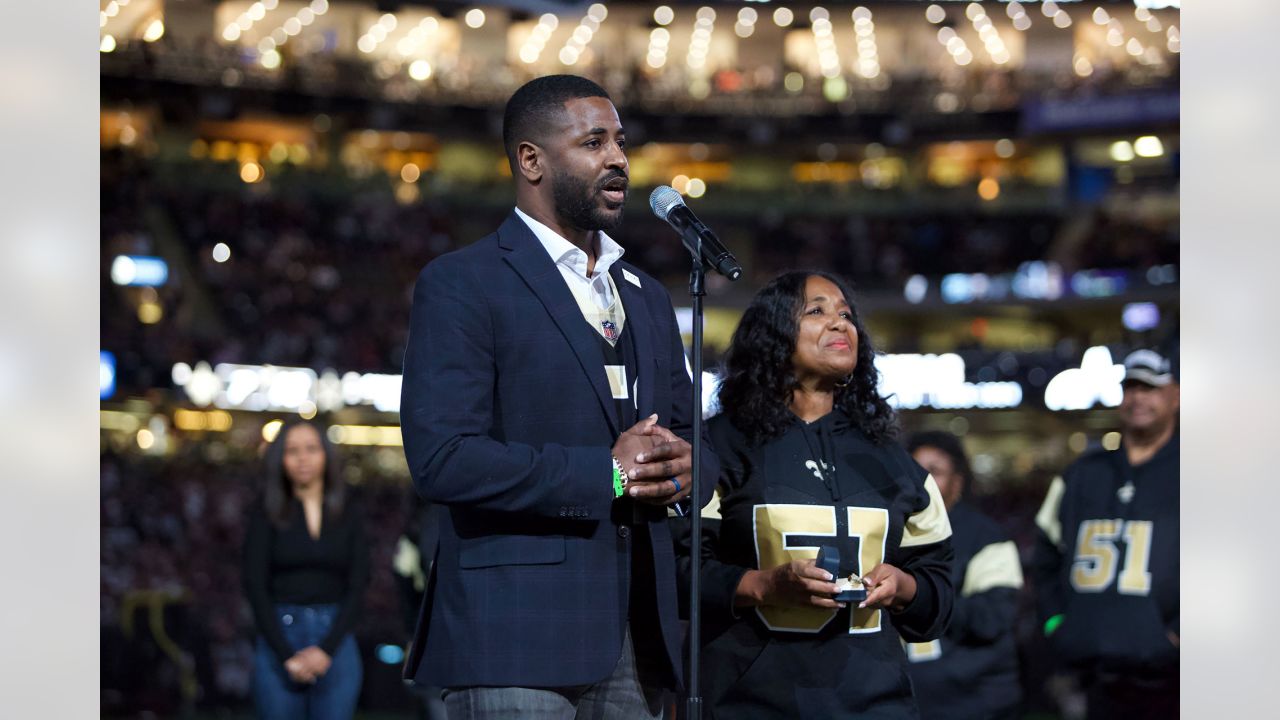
left=675, top=271, right=954, bottom=719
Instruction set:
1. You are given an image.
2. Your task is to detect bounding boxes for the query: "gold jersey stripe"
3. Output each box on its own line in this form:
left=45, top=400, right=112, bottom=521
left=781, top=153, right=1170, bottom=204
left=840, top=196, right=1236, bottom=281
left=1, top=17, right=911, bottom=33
left=900, top=474, right=953, bottom=548
left=961, top=540, right=1024, bottom=596
left=1035, top=476, right=1066, bottom=546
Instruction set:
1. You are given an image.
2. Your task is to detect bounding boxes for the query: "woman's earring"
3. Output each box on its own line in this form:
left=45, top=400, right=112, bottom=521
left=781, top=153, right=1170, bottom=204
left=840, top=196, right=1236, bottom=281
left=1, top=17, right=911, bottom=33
left=833, top=374, right=853, bottom=389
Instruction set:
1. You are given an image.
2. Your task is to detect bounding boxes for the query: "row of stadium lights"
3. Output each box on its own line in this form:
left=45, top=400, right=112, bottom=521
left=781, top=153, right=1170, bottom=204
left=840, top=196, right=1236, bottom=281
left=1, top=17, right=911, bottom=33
left=655, top=4, right=802, bottom=33
left=671, top=175, right=707, bottom=199
left=222, top=2, right=329, bottom=46
left=853, top=9, right=881, bottom=80
left=518, top=4, right=610, bottom=68
left=242, top=158, right=706, bottom=200
left=815, top=7, right=882, bottom=81
left=811, top=10, right=841, bottom=79
left=398, top=19, right=441, bottom=79
left=203, top=135, right=1155, bottom=201
left=246, top=158, right=697, bottom=199
left=218, top=133, right=1125, bottom=203
left=356, top=13, right=440, bottom=81
left=222, top=0, right=273, bottom=42
left=356, top=12, right=398, bottom=55
left=100, top=0, right=131, bottom=26
left=971, top=6, right=1011, bottom=66
left=560, top=5, right=609, bottom=67
left=357, top=3, right=609, bottom=71
left=99, top=0, right=135, bottom=30
left=263, top=1, right=331, bottom=69
left=1111, top=136, right=1165, bottom=162
left=1094, top=6, right=1179, bottom=63
left=928, top=2, right=1049, bottom=68
left=1076, top=5, right=1179, bottom=78
left=646, top=26, right=671, bottom=70
left=734, top=7, right=759, bottom=39
left=648, top=5, right=881, bottom=81
left=924, top=3, right=1178, bottom=73
left=687, top=8, right=716, bottom=72
left=237, top=159, right=427, bottom=206
left=105, top=2, right=1180, bottom=85
left=99, top=0, right=166, bottom=53
left=518, top=14, right=560, bottom=65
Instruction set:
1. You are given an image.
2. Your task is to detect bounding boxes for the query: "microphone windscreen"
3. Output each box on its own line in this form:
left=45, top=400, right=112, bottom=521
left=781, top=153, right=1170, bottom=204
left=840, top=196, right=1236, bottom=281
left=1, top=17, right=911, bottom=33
left=648, top=185, right=684, bottom=221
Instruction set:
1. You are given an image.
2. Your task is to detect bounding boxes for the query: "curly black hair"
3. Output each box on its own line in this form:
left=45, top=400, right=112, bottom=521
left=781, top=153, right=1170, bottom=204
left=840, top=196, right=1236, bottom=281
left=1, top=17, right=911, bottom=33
left=718, top=270, right=898, bottom=447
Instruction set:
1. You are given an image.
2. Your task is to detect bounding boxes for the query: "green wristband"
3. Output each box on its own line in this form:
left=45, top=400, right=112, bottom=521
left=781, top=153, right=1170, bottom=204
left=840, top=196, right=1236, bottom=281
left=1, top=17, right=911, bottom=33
left=612, top=456, right=627, bottom=498
left=1044, top=614, right=1065, bottom=637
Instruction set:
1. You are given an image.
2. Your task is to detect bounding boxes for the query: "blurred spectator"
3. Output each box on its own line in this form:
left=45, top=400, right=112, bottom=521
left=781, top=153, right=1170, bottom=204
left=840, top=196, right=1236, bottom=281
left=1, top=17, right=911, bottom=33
left=244, top=420, right=369, bottom=719
left=906, top=431, right=1024, bottom=720
left=1030, top=349, right=1180, bottom=720
left=100, top=438, right=409, bottom=717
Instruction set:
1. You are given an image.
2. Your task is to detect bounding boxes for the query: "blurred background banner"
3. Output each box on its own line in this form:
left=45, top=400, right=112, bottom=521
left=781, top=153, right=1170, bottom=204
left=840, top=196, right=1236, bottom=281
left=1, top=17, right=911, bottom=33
left=96, top=1, right=1179, bottom=717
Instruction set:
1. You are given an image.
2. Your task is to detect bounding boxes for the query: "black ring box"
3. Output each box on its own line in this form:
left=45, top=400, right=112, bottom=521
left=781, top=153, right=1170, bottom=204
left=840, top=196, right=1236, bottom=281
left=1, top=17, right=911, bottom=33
left=817, top=545, right=866, bottom=603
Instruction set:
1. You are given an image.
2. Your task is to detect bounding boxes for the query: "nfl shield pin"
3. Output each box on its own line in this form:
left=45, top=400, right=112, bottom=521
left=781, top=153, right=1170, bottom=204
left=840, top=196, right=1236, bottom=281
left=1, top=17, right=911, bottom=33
left=601, top=320, right=619, bottom=342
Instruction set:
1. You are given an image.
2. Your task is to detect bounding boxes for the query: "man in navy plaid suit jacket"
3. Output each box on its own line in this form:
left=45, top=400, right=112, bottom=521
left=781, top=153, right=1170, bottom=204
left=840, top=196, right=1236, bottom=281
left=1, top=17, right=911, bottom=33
left=400, top=75, right=719, bottom=719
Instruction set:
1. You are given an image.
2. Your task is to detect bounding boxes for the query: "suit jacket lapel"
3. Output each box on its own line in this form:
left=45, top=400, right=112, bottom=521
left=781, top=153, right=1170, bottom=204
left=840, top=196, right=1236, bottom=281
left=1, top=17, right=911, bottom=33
left=612, top=263, right=655, bottom=420
left=498, top=213, right=620, bottom=436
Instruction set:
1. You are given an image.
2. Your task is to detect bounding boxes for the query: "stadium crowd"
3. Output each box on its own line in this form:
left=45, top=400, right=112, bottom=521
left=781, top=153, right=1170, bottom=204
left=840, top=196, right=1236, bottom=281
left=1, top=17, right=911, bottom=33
left=102, top=149, right=1176, bottom=397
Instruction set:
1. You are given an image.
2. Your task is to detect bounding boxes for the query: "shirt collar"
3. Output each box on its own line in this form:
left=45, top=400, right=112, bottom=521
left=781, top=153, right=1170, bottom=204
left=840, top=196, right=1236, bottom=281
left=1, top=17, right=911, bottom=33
left=514, top=206, right=625, bottom=279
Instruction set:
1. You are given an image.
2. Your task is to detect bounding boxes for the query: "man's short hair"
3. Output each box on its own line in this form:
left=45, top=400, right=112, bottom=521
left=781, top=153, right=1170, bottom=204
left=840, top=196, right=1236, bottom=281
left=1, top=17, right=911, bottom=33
left=502, top=75, right=611, bottom=170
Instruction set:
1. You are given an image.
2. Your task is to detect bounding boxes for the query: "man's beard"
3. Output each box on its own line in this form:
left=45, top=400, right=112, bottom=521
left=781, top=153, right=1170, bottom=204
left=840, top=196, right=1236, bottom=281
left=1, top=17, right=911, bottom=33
left=550, top=168, right=625, bottom=232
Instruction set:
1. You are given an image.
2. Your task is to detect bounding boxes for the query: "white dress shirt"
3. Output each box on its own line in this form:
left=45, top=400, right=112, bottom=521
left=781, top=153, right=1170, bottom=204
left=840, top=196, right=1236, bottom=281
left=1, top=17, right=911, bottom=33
left=514, top=206, right=625, bottom=310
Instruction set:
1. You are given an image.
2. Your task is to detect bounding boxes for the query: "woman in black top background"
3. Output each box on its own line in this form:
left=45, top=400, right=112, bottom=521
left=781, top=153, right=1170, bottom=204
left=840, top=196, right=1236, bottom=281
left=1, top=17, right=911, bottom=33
left=244, top=420, right=369, bottom=720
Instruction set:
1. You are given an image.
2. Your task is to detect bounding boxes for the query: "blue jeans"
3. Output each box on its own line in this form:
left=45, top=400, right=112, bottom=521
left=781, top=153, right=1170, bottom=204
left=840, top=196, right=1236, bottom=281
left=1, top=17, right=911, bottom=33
left=252, top=603, right=363, bottom=720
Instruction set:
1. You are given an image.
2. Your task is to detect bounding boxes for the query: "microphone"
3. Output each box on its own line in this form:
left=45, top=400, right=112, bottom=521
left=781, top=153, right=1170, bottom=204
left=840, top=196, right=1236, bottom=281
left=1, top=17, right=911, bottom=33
left=649, top=186, right=742, bottom=281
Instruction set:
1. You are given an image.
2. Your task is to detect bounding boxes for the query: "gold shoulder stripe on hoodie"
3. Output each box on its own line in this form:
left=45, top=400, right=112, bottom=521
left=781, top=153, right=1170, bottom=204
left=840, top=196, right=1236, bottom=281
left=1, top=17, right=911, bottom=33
left=961, top=540, right=1024, bottom=596
left=900, top=475, right=953, bottom=548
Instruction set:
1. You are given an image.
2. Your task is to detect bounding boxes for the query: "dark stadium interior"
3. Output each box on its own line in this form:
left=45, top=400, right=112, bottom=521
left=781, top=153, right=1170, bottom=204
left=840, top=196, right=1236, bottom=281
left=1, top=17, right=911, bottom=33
left=100, top=1, right=1180, bottom=717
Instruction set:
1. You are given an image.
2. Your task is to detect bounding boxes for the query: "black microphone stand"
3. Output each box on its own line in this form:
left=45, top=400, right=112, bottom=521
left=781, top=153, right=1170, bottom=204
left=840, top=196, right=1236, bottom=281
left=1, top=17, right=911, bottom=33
left=685, top=240, right=706, bottom=720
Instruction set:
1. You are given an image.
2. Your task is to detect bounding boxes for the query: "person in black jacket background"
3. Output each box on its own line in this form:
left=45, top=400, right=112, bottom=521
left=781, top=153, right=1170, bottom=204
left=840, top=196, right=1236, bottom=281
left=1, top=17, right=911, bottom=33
left=244, top=420, right=369, bottom=720
left=1030, top=349, right=1179, bottom=719
left=675, top=271, right=954, bottom=719
left=905, top=431, right=1023, bottom=720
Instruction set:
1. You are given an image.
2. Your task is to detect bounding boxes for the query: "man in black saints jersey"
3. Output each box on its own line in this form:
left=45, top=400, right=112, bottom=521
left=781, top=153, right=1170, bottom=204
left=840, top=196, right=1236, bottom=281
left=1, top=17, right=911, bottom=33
left=1031, top=348, right=1179, bottom=720
left=675, top=271, right=954, bottom=719
left=905, top=431, right=1023, bottom=720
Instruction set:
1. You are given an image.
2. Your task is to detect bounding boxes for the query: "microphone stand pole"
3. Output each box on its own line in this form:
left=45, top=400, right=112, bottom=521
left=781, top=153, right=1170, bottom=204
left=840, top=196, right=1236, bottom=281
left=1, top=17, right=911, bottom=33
left=686, top=241, right=706, bottom=720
